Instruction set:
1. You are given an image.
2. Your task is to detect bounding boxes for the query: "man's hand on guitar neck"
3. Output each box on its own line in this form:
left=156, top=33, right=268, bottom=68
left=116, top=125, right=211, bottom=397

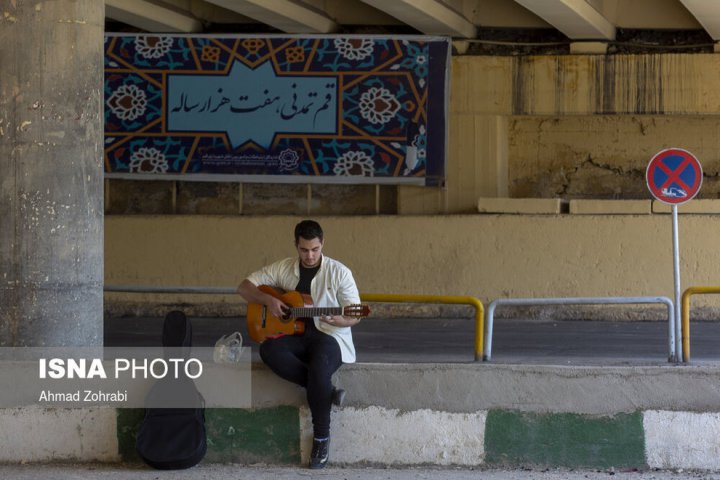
left=320, top=315, right=362, bottom=328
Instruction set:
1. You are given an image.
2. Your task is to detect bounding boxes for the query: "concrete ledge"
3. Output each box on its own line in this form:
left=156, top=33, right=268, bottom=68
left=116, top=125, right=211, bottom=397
left=338, top=363, right=720, bottom=415
left=478, top=197, right=564, bottom=214
left=652, top=199, right=720, bottom=214
left=246, top=362, right=720, bottom=415
left=569, top=200, right=651, bottom=215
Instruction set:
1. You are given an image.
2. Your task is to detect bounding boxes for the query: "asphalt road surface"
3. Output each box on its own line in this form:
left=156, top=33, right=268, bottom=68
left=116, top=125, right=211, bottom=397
left=104, top=316, right=720, bottom=365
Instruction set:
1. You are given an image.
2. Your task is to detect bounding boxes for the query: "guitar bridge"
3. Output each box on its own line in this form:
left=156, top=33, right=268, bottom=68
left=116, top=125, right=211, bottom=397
left=261, top=306, right=267, bottom=328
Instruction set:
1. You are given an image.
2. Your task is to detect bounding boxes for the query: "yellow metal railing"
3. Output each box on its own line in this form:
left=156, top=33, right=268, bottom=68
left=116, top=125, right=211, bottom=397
left=360, top=293, right=485, bottom=361
left=681, top=286, right=720, bottom=363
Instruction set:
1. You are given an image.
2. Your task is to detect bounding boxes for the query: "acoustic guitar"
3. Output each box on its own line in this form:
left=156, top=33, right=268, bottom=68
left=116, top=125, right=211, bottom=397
left=246, top=285, right=370, bottom=343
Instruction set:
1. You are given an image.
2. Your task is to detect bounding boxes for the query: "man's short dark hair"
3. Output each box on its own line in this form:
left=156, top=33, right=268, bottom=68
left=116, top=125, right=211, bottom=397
left=295, top=220, right=323, bottom=244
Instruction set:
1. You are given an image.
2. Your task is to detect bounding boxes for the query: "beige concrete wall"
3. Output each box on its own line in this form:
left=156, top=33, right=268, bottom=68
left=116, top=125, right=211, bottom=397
left=400, top=56, right=513, bottom=214
left=105, top=214, right=720, bottom=316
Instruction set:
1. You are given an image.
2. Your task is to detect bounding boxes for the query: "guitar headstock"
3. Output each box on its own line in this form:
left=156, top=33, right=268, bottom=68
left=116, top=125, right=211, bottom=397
left=344, top=304, right=370, bottom=317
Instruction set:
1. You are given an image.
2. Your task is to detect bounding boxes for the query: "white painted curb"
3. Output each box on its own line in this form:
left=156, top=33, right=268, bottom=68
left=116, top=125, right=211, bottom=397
left=0, top=407, right=119, bottom=462
left=300, top=406, right=486, bottom=466
left=644, top=410, right=720, bottom=470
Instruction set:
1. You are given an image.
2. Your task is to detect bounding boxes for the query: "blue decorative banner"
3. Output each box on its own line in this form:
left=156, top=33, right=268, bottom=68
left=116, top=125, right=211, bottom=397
left=104, top=35, right=450, bottom=185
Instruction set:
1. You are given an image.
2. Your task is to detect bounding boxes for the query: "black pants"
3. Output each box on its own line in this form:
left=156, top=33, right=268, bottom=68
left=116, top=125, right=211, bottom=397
left=259, top=320, right=343, bottom=438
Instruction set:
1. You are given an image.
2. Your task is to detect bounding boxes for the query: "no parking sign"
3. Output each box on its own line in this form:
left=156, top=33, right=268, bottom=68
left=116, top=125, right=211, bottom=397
left=646, top=147, right=703, bottom=363
left=646, top=148, right=703, bottom=204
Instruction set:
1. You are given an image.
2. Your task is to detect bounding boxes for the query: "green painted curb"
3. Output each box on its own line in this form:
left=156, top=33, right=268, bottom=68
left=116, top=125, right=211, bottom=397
left=484, top=410, right=646, bottom=468
left=116, top=406, right=300, bottom=465
left=116, top=409, right=144, bottom=463
left=204, top=407, right=300, bottom=464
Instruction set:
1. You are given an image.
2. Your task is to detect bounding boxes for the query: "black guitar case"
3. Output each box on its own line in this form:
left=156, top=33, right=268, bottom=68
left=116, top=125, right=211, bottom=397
left=135, top=310, right=207, bottom=470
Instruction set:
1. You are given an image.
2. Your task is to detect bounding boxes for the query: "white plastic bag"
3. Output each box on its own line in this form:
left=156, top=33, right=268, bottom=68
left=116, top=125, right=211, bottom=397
left=213, top=332, right=245, bottom=363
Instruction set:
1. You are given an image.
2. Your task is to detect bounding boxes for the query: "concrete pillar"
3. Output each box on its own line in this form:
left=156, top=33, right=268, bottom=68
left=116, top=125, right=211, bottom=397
left=0, top=1, right=104, bottom=346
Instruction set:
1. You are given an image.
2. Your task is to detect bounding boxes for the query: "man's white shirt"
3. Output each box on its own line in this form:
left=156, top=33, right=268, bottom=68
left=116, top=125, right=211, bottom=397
left=246, top=255, right=361, bottom=363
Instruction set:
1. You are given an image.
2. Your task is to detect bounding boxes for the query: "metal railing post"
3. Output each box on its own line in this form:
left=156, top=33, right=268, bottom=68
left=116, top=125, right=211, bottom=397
left=484, top=296, right=675, bottom=363
left=680, top=286, right=720, bottom=363
left=360, top=293, right=485, bottom=361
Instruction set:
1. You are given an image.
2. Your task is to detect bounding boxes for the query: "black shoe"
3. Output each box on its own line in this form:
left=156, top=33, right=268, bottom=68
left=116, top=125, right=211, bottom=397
left=309, top=437, right=330, bottom=469
left=331, top=387, right=346, bottom=407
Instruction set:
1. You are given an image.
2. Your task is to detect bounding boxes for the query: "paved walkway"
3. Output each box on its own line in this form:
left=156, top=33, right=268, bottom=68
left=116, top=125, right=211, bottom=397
left=0, top=465, right=718, bottom=480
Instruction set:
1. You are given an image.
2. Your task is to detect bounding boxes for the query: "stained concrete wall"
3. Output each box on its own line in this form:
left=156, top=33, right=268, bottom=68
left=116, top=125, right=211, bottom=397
left=404, top=54, right=720, bottom=213
left=509, top=116, right=720, bottom=199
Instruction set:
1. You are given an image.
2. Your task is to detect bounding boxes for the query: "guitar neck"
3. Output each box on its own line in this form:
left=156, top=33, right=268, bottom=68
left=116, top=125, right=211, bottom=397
left=290, top=306, right=344, bottom=317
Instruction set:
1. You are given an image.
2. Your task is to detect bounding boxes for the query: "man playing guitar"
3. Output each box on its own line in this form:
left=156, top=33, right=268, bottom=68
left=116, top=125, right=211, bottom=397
left=237, top=220, right=362, bottom=469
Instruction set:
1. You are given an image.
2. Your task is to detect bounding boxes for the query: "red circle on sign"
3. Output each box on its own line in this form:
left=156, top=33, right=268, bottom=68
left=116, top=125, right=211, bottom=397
left=646, top=148, right=702, bottom=205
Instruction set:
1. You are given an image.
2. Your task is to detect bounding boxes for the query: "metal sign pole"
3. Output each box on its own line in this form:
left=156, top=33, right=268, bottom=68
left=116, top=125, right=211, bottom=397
left=672, top=204, right=682, bottom=363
